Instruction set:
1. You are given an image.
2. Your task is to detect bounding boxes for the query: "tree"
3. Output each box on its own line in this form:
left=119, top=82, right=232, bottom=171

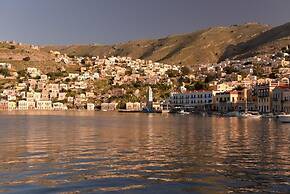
left=235, top=85, right=245, bottom=91
left=178, top=76, right=190, bottom=84
left=125, top=67, right=133, bottom=76
left=186, top=81, right=208, bottom=91
left=253, top=65, right=264, bottom=77
left=224, top=66, right=238, bottom=74
left=269, top=73, right=278, bottom=79
left=180, top=66, right=191, bottom=75
left=132, top=81, right=142, bottom=88
left=17, top=69, right=27, bottom=77
left=194, top=81, right=208, bottom=90
left=23, top=56, right=30, bottom=61
left=81, top=59, right=86, bottom=65
left=47, top=71, right=67, bottom=80
left=117, top=101, right=126, bottom=109
left=0, top=68, right=10, bottom=77
left=205, top=74, right=216, bottom=83
left=166, top=69, right=179, bottom=78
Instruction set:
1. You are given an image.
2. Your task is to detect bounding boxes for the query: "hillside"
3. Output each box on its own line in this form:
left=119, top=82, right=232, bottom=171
left=3, top=22, right=290, bottom=70
left=43, top=23, right=270, bottom=67
left=0, top=42, right=66, bottom=73
left=219, top=22, right=290, bottom=61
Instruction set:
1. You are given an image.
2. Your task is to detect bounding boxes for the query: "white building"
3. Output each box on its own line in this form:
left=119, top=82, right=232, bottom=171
left=18, top=100, right=28, bottom=110
left=36, top=101, right=52, bottom=110
left=126, top=102, right=141, bottom=111
left=27, top=101, right=36, bottom=110
left=8, top=102, right=17, bottom=110
left=87, top=103, right=95, bottom=111
left=170, top=90, right=213, bottom=111
left=53, top=102, right=66, bottom=110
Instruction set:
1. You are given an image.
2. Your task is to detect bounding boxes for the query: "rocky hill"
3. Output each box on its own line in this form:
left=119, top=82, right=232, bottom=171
left=0, top=41, right=65, bottom=72
left=219, top=22, right=290, bottom=61
left=43, top=23, right=271, bottom=67
left=2, top=21, right=290, bottom=70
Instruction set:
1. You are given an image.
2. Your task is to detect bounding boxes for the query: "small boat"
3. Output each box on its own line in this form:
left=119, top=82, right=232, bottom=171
left=278, top=114, right=290, bottom=123
left=161, top=109, right=170, bottom=114
left=118, top=109, right=141, bottom=113
left=261, top=113, right=275, bottom=118
left=226, top=111, right=241, bottom=117
left=178, top=110, right=190, bottom=115
left=240, top=112, right=261, bottom=119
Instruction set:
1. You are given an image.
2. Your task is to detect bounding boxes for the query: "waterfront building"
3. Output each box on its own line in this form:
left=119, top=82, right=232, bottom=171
left=247, top=88, right=258, bottom=111
left=36, top=101, right=52, bottom=110
left=126, top=102, right=141, bottom=111
left=86, top=103, right=95, bottom=111
left=215, top=91, right=239, bottom=113
left=272, top=86, right=290, bottom=113
left=101, top=103, right=118, bottom=111
left=53, top=102, right=66, bottom=110
left=27, top=101, right=36, bottom=110
left=236, top=89, right=248, bottom=112
left=0, top=100, right=8, bottom=110
left=18, top=100, right=28, bottom=110
left=256, top=83, right=276, bottom=113
left=8, top=101, right=16, bottom=110
left=170, top=90, right=213, bottom=111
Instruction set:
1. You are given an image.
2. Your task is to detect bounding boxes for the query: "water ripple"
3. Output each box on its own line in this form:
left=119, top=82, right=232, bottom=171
left=0, top=112, right=289, bottom=193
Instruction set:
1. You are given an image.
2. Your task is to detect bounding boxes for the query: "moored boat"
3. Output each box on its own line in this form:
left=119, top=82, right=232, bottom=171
left=178, top=110, right=190, bottom=115
left=240, top=112, right=261, bottom=119
left=278, top=114, right=290, bottom=123
left=161, top=109, right=170, bottom=114
left=226, top=111, right=241, bottom=117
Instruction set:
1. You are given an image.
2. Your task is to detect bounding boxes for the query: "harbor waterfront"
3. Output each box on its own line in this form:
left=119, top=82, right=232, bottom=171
left=0, top=111, right=289, bottom=194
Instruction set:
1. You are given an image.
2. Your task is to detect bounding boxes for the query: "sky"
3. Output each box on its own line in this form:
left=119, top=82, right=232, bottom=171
left=0, top=0, right=290, bottom=45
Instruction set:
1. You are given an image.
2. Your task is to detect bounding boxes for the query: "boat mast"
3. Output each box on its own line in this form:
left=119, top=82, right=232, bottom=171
left=245, top=89, right=248, bottom=113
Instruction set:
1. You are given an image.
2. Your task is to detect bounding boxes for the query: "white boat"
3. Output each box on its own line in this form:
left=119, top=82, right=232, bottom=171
left=178, top=110, right=190, bottom=115
left=162, top=109, right=170, bottom=114
left=278, top=114, right=290, bottom=123
left=261, top=113, right=275, bottom=118
left=240, top=112, right=261, bottom=119
left=240, top=99, right=261, bottom=119
left=226, top=111, right=241, bottom=117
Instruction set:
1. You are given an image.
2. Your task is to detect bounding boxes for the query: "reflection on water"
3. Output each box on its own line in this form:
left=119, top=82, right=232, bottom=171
left=0, top=111, right=289, bottom=193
